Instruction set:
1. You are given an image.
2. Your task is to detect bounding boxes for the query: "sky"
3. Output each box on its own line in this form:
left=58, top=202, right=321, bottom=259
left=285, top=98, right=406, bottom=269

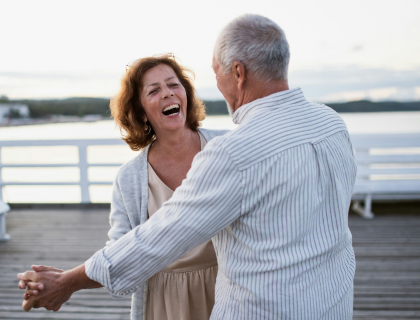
left=1, top=0, right=420, bottom=102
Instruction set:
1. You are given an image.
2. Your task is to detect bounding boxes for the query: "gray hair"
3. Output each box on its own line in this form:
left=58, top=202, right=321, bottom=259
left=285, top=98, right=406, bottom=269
left=214, top=14, right=290, bottom=82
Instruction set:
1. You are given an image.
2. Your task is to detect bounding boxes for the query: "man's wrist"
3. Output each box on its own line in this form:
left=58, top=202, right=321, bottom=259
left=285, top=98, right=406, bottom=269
left=61, top=264, right=89, bottom=292
left=62, top=264, right=103, bottom=291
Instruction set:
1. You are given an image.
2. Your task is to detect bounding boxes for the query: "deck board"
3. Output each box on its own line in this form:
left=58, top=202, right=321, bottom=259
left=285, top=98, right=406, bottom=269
left=1, top=202, right=419, bottom=319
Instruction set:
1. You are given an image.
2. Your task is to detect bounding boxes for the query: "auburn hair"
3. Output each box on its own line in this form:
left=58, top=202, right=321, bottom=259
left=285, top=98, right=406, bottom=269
left=110, top=54, right=206, bottom=150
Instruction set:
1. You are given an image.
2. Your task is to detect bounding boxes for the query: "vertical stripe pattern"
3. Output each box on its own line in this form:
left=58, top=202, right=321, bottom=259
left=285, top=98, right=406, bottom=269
left=85, top=88, right=357, bottom=319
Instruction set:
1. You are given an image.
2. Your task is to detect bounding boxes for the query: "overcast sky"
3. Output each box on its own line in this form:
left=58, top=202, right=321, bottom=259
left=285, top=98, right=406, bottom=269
left=1, top=0, right=419, bottom=102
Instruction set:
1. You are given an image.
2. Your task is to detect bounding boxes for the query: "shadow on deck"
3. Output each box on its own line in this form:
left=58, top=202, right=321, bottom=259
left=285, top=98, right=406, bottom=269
left=1, top=202, right=419, bottom=319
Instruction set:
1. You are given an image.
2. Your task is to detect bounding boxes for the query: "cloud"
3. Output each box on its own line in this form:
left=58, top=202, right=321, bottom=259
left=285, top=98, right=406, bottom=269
left=0, top=71, right=120, bottom=81
left=0, top=71, right=122, bottom=99
left=2, top=66, right=420, bottom=102
left=196, top=87, right=224, bottom=100
left=351, top=45, right=364, bottom=52
left=288, top=66, right=420, bottom=102
left=198, top=66, right=420, bottom=102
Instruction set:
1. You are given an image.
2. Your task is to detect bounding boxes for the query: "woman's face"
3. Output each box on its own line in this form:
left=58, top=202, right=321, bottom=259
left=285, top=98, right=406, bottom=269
left=140, top=64, right=188, bottom=134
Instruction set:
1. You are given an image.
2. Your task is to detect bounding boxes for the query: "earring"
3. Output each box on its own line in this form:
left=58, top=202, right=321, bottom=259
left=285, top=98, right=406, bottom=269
left=144, top=123, right=151, bottom=135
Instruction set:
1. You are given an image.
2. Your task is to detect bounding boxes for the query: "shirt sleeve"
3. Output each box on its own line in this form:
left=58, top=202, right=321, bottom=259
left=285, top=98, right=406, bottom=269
left=85, top=139, right=243, bottom=296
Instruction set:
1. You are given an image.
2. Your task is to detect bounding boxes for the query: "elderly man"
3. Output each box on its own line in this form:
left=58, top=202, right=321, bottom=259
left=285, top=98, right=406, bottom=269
left=18, top=14, right=357, bottom=319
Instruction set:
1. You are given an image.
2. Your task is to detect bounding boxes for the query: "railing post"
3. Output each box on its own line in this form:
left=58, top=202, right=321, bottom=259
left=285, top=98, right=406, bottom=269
left=78, top=145, right=90, bottom=203
left=0, top=200, right=10, bottom=242
left=364, top=194, right=374, bottom=219
left=0, top=147, right=3, bottom=202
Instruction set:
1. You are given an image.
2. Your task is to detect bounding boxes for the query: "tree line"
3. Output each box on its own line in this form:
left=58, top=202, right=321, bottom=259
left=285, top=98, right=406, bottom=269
left=6, top=97, right=420, bottom=118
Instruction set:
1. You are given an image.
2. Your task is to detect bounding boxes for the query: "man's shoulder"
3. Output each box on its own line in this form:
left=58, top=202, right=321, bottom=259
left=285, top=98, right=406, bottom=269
left=208, top=101, right=349, bottom=170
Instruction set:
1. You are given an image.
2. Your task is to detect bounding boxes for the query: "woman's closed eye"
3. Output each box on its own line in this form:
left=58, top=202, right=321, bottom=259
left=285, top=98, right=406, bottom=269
left=148, top=88, right=159, bottom=95
left=148, top=84, right=178, bottom=95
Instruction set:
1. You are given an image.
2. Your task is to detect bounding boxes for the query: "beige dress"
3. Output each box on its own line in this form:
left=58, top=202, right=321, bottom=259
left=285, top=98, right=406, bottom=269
left=146, top=132, right=218, bottom=320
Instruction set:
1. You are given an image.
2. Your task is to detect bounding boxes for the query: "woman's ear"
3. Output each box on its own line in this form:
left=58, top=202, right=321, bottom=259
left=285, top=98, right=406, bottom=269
left=143, top=115, right=148, bottom=123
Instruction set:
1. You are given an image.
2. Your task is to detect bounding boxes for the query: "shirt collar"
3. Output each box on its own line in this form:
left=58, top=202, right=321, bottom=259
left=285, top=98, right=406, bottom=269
left=232, top=87, right=304, bottom=125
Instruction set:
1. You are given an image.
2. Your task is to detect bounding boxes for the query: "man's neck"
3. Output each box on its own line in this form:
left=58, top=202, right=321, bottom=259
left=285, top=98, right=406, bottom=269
left=234, top=80, right=289, bottom=112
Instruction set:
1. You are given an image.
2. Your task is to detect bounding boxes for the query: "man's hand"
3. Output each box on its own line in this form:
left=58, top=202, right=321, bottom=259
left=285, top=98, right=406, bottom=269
left=17, top=264, right=102, bottom=312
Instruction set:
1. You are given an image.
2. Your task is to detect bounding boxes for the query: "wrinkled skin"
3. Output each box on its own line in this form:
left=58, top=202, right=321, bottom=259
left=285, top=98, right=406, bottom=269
left=18, top=265, right=70, bottom=312
left=18, top=264, right=99, bottom=312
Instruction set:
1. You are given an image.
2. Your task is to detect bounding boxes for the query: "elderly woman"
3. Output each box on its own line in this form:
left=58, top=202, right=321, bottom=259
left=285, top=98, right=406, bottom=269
left=20, top=54, right=227, bottom=320
left=106, top=54, right=226, bottom=320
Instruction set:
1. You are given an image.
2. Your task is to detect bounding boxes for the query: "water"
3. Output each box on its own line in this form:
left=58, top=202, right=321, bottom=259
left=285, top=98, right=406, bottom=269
left=1, top=112, right=420, bottom=203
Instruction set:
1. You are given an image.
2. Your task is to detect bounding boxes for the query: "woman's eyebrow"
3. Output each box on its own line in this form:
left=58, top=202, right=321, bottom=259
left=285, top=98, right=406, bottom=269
left=145, top=77, right=176, bottom=89
left=146, top=83, right=159, bottom=89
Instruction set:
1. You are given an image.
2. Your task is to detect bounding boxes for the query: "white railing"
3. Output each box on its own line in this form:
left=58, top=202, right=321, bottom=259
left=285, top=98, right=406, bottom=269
left=350, top=133, right=420, bottom=218
left=1, top=134, right=420, bottom=206
left=0, top=139, right=126, bottom=203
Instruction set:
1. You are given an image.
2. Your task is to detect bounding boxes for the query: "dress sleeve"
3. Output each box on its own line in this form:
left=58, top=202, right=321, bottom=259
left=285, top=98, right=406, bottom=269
left=85, top=139, right=243, bottom=296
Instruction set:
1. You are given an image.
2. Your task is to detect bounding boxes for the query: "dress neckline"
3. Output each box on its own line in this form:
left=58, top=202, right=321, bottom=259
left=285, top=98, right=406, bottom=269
left=147, top=131, right=207, bottom=192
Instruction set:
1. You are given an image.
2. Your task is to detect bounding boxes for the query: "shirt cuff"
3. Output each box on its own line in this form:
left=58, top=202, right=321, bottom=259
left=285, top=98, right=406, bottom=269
left=85, top=249, right=137, bottom=298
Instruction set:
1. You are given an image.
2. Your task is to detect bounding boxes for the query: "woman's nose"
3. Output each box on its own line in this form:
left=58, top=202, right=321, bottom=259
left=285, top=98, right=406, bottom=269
left=162, top=88, right=174, bottom=99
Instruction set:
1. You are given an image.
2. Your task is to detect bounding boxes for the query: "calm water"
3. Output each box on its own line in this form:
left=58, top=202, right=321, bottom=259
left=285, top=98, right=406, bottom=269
left=1, top=112, right=420, bottom=203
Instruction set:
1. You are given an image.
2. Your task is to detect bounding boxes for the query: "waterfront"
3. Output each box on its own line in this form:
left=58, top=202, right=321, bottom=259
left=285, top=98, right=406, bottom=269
left=1, top=112, right=420, bottom=203
left=1, top=112, right=420, bottom=141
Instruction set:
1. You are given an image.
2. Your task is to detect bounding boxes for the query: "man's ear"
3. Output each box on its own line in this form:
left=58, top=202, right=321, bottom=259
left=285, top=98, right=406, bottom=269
left=232, top=61, right=246, bottom=89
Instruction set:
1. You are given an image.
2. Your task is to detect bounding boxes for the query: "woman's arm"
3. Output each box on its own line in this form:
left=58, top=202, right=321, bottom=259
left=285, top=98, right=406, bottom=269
left=18, top=176, right=136, bottom=304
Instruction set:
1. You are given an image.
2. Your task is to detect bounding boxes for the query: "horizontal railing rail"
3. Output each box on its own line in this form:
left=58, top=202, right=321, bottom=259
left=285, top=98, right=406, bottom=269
left=0, top=139, right=127, bottom=203
left=350, top=133, right=420, bottom=218
left=1, top=133, right=420, bottom=204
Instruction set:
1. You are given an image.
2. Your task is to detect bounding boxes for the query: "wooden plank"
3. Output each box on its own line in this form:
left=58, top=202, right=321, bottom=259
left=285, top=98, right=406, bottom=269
left=1, top=205, right=420, bottom=319
left=0, top=209, right=131, bottom=320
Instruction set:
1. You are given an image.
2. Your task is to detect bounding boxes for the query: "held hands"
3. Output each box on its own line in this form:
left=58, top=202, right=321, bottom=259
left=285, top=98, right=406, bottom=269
left=17, top=263, right=102, bottom=312
left=17, top=265, right=72, bottom=312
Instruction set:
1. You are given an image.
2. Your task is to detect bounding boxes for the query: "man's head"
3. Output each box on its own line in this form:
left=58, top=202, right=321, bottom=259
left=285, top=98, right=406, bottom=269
left=212, top=14, right=290, bottom=114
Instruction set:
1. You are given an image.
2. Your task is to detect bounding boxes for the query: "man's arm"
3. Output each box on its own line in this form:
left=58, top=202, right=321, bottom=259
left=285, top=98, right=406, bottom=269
left=18, top=174, right=134, bottom=311
left=86, top=139, right=243, bottom=296
left=18, top=138, right=242, bottom=309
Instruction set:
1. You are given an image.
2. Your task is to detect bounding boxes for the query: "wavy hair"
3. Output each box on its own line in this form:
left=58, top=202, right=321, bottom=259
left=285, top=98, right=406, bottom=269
left=110, top=54, right=206, bottom=150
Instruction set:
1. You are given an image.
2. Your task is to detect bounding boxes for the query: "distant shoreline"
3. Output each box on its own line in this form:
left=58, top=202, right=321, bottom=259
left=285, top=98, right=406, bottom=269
left=204, top=100, right=420, bottom=115
left=1, top=98, right=420, bottom=125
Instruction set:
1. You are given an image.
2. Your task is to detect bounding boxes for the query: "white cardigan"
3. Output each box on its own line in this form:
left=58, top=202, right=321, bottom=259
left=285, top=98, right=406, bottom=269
left=105, top=128, right=228, bottom=320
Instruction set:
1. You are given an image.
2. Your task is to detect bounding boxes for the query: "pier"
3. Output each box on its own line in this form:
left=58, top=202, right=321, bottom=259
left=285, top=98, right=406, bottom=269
left=1, top=202, right=419, bottom=319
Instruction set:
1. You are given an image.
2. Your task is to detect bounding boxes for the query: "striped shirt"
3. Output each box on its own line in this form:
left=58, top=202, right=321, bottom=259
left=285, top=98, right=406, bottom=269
left=86, top=87, right=357, bottom=320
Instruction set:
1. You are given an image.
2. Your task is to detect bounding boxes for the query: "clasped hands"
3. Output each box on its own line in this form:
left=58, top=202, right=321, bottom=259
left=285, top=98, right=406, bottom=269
left=17, top=265, right=76, bottom=312
left=17, top=263, right=100, bottom=312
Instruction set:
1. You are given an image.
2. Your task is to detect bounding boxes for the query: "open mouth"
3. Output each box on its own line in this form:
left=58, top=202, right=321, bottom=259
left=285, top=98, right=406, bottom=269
left=162, top=104, right=180, bottom=116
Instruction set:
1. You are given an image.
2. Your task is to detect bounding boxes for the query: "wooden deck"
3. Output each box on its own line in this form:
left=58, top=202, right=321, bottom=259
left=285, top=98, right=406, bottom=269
left=1, top=203, right=420, bottom=320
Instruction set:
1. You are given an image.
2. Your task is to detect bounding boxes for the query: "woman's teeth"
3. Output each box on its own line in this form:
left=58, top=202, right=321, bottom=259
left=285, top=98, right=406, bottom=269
left=162, top=104, right=180, bottom=116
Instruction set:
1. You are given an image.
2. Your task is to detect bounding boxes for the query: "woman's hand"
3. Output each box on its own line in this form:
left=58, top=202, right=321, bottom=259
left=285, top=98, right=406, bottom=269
left=18, top=265, right=64, bottom=300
